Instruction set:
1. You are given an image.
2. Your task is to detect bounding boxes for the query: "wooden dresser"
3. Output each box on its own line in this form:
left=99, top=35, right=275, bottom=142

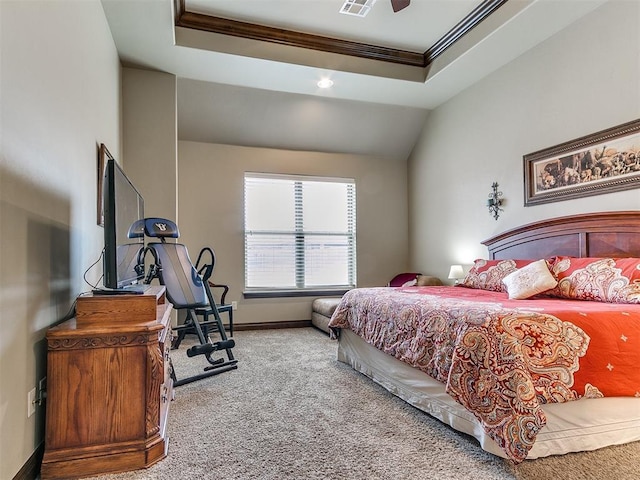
left=41, top=286, right=173, bottom=479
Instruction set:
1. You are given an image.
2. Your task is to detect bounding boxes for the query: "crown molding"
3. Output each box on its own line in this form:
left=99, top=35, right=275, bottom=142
left=174, top=0, right=509, bottom=69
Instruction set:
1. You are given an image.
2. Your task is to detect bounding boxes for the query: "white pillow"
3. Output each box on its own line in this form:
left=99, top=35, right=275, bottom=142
left=502, top=259, right=558, bottom=300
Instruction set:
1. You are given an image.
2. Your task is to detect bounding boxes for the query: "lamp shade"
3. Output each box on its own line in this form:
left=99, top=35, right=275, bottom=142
left=448, top=265, right=464, bottom=280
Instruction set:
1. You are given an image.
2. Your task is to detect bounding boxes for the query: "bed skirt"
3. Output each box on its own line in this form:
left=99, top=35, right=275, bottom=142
left=337, top=329, right=640, bottom=460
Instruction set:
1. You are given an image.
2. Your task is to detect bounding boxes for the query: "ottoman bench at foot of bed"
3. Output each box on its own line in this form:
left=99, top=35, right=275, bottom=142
left=311, top=297, right=342, bottom=334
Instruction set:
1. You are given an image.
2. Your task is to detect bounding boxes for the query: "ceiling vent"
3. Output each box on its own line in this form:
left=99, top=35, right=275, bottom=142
left=340, top=0, right=377, bottom=17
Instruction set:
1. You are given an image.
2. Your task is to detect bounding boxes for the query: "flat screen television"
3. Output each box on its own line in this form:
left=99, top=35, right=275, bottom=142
left=101, top=158, right=146, bottom=292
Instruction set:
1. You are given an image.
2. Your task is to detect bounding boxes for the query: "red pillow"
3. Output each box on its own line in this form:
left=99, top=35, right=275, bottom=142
left=388, top=272, right=422, bottom=287
left=548, top=256, right=640, bottom=303
left=460, top=259, right=537, bottom=292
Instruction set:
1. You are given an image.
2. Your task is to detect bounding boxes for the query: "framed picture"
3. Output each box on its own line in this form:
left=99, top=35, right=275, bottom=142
left=523, top=119, right=640, bottom=206
left=97, top=143, right=113, bottom=226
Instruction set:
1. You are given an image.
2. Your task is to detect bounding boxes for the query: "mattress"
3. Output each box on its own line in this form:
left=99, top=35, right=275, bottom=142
left=337, top=328, right=640, bottom=460
left=329, top=284, right=640, bottom=461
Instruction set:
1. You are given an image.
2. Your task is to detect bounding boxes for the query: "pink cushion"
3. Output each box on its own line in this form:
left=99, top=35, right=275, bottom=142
left=388, top=272, right=422, bottom=287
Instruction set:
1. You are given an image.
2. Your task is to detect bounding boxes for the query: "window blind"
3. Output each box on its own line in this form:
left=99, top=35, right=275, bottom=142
left=244, top=173, right=356, bottom=292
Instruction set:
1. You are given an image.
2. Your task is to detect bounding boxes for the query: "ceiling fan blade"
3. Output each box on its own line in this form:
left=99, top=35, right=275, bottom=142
left=390, top=0, right=410, bottom=13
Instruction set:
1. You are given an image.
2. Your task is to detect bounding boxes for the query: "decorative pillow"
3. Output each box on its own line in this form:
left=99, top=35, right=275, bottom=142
left=416, top=275, right=443, bottom=286
left=547, top=256, right=640, bottom=303
left=459, top=259, right=536, bottom=292
left=502, top=259, right=558, bottom=300
left=388, top=272, right=422, bottom=287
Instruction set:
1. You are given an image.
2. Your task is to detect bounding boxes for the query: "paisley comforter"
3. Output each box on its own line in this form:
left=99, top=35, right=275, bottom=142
left=328, top=286, right=640, bottom=462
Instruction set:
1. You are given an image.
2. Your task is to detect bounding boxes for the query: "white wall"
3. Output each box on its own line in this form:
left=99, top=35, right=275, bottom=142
left=178, top=141, right=409, bottom=325
left=408, top=0, right=640, bottom=281
left=0, top=1, right=121, bottom=478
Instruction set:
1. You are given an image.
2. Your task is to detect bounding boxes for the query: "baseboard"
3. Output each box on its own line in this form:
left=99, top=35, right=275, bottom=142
left=13, top=443, right=43, bottom=480
left=234, top=320, right=312, bottom=331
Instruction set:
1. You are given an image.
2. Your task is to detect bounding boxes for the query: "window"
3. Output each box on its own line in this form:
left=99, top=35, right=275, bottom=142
left=244, top=173, right=356, bottom=296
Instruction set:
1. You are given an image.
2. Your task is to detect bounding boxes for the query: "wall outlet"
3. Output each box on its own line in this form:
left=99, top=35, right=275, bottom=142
left=27, top=388, right=36, bottom=417
left=231, top=301, right=238, bottom=311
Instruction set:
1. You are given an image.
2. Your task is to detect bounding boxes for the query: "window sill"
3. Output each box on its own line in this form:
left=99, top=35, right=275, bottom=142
left=243, top=288, right=351, bottom=299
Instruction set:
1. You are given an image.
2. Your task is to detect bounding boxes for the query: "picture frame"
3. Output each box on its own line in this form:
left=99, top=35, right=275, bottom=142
left=97, top=143, right=113, bottom=226
left=523, top=119, right=640, bottom=206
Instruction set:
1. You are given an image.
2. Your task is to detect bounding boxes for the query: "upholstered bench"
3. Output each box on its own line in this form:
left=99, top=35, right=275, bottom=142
left=311, top=297, right=342, bottom=334
left=311, top=275, right=443, bottom=334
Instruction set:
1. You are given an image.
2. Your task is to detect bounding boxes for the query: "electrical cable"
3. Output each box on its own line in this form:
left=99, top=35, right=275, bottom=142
left=84, top=248, right=104, bottom=290
left=54, top=249, right=105, bottom=324
left=57, top=297, right=78, bottom=323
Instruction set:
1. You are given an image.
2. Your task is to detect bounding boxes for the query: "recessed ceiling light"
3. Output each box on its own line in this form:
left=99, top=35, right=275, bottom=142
left=317, top=78, right=334, bottom=89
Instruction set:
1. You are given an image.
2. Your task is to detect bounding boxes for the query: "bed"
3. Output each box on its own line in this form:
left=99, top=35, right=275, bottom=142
left=328, top=211, right=640, bottom=463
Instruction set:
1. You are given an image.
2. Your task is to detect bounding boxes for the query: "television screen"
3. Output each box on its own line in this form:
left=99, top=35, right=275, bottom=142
left=102, top=158, right=145, bottom=291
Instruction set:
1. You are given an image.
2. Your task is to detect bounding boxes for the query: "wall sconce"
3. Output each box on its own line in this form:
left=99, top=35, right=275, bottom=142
left=486, top=182, right=504, bottom=220
left=448, top=264, right=464, bottom=285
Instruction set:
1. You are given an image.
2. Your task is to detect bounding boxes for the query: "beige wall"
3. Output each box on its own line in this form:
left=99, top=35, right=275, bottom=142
left=178, top=141, right=409, bottom=325
left=2, top=2, right=638, bottom=477
left=408, top=0, right=640, bottom=282
left=122, top=68, right=178, bottom=324
left=0, top=1, right=121, bottom=478
left=122, top=68, right=178, bottom=221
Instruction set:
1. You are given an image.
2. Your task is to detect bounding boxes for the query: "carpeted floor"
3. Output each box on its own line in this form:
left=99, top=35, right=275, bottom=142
left=88, top=328, right=640, bottom=480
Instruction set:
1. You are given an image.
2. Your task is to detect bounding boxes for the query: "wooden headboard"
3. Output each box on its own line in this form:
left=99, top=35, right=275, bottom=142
left=483, top=211, right=640, bottom=260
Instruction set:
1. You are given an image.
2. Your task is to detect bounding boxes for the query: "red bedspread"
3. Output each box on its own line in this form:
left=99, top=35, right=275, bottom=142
left=328, top=286, right=640, bottom=462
